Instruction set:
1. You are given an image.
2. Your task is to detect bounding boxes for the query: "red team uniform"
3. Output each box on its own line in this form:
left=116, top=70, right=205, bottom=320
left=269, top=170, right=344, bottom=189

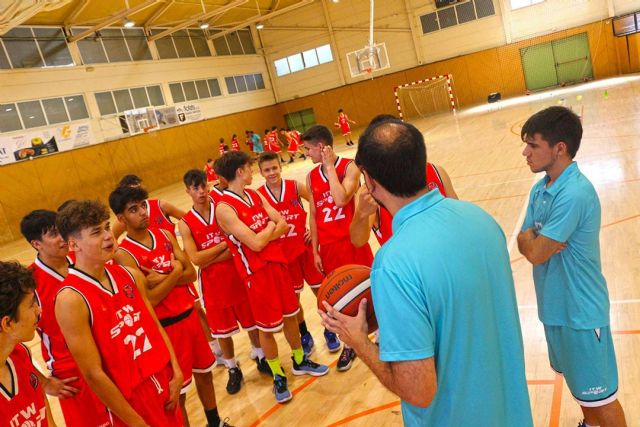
left=146, top=199, right=176, bottom=238
left=267, top=131, right=281, bottom=153
left=181, top=195, right=255, bottom=337
left=205, top=164, right=218, bottom=183
left=337, top=113, right=351, bottom=135
left=118, top=228, right=215, bottom=392
left=373, top=163, right=447, bottom=246
left=308, top=157, right=373, bottom=275
left=219, top=189, right=299, bottom=331
left=287, top=130, right=301, bottom=152
left=231, top=137, right=240, bottom=152
left=30, top=257, right=110, bottom=426
left=59, top=264, right=183, bottom=426
left=258, top=180, right=323, bottom=291
left=1, top=344, right=47, bottom=427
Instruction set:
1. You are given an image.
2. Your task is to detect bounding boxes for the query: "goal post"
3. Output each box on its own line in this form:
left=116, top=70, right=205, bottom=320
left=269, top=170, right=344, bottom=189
left=394, top=75, right=456, bottom=120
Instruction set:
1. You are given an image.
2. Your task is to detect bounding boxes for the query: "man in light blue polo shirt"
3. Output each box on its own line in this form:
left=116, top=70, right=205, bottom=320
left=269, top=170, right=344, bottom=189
left=320, top=119, right=532, bottom=426
left=518, top=106, right=626, bottom=427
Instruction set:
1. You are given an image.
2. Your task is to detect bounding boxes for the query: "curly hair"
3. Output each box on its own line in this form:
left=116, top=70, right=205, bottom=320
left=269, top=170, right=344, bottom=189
left=0, top=261, right=36, bottom=321
left=56, top=200, right=110, bottom=240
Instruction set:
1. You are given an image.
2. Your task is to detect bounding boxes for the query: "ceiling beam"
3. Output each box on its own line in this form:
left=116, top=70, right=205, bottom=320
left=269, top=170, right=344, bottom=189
left=68, top=0, right=161, bottom=42
left=207, top=0, right=313, bottom=40
left=144, top=0, right=175, bottom=31
left=262, top=25, right=411, bottom=32
left=63, top=0, right=91, bottom=29
left=148, top=0, right=249, bottom=41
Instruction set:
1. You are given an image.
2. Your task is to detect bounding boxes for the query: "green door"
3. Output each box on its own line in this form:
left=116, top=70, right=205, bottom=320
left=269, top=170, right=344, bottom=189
left=552, top=33, right=593, bottom=85
left=520, top=43, right=558, bottom=91
left=285, top=108, right=316, bottom=132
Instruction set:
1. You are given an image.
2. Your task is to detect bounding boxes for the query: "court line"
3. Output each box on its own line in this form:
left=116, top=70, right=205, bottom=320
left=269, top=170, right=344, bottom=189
left=612, top=329, right=640, bottom=335
left=470, top=193, right=528, bottom=203
left=549, top=374, right=564, bottom=427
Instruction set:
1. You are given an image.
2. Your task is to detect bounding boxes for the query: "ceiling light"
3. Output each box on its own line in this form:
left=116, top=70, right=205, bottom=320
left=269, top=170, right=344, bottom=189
left=332, top=0, right=340, bottom=3
left=199, top=21, right=209, bottom=29
left=256, top=22, right=264, bottom=30
left=123, top=18, right=135, bottom=28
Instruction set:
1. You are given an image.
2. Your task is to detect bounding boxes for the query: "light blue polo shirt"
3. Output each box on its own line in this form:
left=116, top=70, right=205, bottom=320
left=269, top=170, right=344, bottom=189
left=521, top=162, right=609, bottom=329
left=251, top=133, right=263, bottom=153
left=371, top=190, right=532, bottom=427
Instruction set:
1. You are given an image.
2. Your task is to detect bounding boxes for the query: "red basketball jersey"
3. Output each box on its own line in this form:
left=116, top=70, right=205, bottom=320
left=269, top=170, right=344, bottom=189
left=258, top=180, right=307, bottom=260
left=30, top=257, right=78, bottom=378
left=147, top=199, right=176, bottom=238
left=118, top=229, right=194, bottom=320
left=268, top=131, right=281, bottom=153
left=181, top=198, right=244, bottom=307
left=60, top=264, right=170, bottom=398
left=374, top=163, right=447, bottom=246
left=231, top=137, right=240, bottom=151
left=338, top=114, right=349, bottom=126
left=219, top=189, right=287, bottom=279
left=205, top=164, right=217, bottom=183
left=208, top=185, right=224, bottom=204
left=0, top=344, right=47, bottom=427
left=308, top=157, right=357, bottom=245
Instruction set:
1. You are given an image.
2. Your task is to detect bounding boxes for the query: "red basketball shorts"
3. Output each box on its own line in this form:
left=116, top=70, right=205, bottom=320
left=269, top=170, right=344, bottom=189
left=58, top=373, right=110, bottom=427
left=110, top=366, right=183, bottom=427
left=245, top=262, right=300, bottom=332
left=163, top=309, right=216, bottom=394
left=289, top=247, right=324, bottom=292
left=206, top=300, right=256, bottom=338
left=319, top=237, right=373, bottom=276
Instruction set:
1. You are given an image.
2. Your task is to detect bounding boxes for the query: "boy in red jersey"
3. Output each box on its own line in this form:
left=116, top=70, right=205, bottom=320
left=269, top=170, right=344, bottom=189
left=215, top=151, right=329, bottom=404
left=204, top=158, right=218, bottom=188
left=334, top=109, right=356, bottom=146
left=230, top=134, right=240, bottom=152
left=349, top=115, right=458, bottom=248
left=302, top=125, right=374, bottom=371
left=0, top=261, right=54, bottom=427
left=55, top=200, right=184, bottom=426
left=257, top=152, right=324, bottom=355
left=109, top=187, right=232, bottom=426
left=20, top=210, right=111, bottom=426
left=112, top=175, right=185, bottom=239
left=179, top=170, right=270, bottom=395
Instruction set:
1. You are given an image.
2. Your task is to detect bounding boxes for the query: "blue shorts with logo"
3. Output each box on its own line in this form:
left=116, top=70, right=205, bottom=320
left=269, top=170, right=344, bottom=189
left=544, top=324, right=619, bottom=407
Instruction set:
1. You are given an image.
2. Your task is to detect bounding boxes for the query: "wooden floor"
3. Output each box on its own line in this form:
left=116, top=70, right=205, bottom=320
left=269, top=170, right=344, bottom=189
left=2, top=75, right=640, bottom=426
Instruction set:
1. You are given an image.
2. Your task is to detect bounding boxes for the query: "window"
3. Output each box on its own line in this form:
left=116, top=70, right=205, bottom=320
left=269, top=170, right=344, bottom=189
left=169, top=78, right=222, bottom=103
left=94, top=86, right=164, bottom=116
left=75, top=27, right=152, bottom=64
left=224, top=73, right=266, bottom=94
left=0, top=27, right=74, bottom=69
left=0, top=95, right=89, bottom=132
left=152, top=28, right=212, bottom=59
left=210, top=28, right=256, bottom=56
left=33, top=28, right=74, bottom=67
left=419, top=0, right=496, bottom=34
left=510, top=0, right=543, bottom=10
left=274, top=44, right=333, bottom=77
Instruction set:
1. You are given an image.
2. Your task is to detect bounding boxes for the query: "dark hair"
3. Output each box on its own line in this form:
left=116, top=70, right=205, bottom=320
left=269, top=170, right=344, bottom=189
left=206, top=158, right=213, bottom=163
left=183, top=169, right=207, bottom=188
left=258, top=151, right=280, bottom=167
left=56, top=200, right=110, bottom=240
left=216, top=151, right=252, bottom=181
left=20, top=210, right=57, bottom=243
left=355, top=120, right=426, bottom=197
left=109, top=186, right=149, bottom=215
left=521, top=106, right=582, bottom=158
left=213, top=158, right=222, bottom=175
left=369, top=114, right=397, bottom=126
left=264, top=129, right=269, bottom=134
left=0, top=261, right=36, bottom=322
left=57, top=199, right=77, bottom=212
left=280, top=128, right=285, bottom=132
left=301, top=125, right=333, bottom=147
left=219, top=137, right=224, bottom=143
left=271, top=126, right=277, bottom=131
left=118, top=174, right=142, bottom=188
left=232, top=134, right=237, bottom=138
left=338, top=108, right=343, bottom=113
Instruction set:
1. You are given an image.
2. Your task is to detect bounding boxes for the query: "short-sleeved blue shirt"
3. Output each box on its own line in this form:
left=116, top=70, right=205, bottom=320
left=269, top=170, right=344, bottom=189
left=521, top=162, right=609, bottom=329
left=251, top=133, right=263, bottom=152
left=372, top=190, right=532, bottom=427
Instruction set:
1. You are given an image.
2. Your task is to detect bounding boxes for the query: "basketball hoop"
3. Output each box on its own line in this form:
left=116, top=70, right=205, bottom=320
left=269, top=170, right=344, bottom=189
left=363, top=67, right=373, bottom=78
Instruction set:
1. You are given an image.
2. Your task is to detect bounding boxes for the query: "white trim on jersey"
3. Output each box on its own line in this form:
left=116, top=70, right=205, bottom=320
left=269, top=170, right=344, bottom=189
left=122, top=230, right=156, bottom=252
left=40, top=331, right=54, bottom=372
left=68, top=268, right=115, bottom=296
left=34, top=256, right=65, bottom=282
left=118, top=247, right=141, bottom=268
left=190, top=198, right=215, bottom=226
left=229, top=234, right=252, bottom=276
left=223, top=189, right=255, bottom=207
left=57, top=286, right=94, bottom=327
left=0, top=354, right=17, bottom=400
left=210, top=185, right=224, bottom=198
left=318, top=157, right=342, bottom=183
left=263, top=179, right=286, bottom=204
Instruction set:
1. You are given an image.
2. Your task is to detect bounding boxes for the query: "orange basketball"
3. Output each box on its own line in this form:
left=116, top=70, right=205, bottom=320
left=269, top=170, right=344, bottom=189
left=317, top=264, right=378, bottom=334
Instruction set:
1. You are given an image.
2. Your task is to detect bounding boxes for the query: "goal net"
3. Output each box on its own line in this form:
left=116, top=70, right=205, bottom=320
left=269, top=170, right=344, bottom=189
left=394, top=75, right=455, bottom=120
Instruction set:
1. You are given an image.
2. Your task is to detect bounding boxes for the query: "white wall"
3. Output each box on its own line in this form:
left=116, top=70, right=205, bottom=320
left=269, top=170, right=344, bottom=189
left=0, top=53, right=275, bottom=142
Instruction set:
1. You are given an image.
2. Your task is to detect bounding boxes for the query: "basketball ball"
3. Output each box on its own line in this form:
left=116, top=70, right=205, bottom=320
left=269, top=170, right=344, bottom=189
left=317, top=264, right=378, bottom=334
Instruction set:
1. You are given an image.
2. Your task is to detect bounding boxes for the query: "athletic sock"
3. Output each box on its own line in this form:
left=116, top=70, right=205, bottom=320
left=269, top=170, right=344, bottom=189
left=299, top=320, right=309, bottom=336
left=584, top=423, right=600, bottom=427
left=205, top=407, right=220, bottom=426
left=267, top=357, right=285, bottom=377
left=209, top=339, right=222, bottom=355
left=225, top=357, right=237, bottom=369
left=253, top=346, right=265, bottom=359
left=292, top=347, right=305, bottom=365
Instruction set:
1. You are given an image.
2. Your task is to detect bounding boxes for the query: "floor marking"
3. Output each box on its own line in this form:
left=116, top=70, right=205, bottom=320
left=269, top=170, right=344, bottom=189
left=326, top=400, right=401, bottom=427
left=549, top=374, right=564, bottom=427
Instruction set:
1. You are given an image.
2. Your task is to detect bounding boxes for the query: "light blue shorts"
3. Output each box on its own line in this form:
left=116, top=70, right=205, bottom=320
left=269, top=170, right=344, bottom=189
left=544, top=324, right=619, bottom=407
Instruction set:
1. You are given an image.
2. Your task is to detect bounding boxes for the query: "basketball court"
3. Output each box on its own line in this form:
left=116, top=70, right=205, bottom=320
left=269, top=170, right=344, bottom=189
left=1, top=0, right=639, bottom=426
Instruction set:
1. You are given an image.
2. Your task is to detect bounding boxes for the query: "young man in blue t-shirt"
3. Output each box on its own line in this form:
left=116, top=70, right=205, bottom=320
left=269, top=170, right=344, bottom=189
left=518, top=106, right=626, bottom=427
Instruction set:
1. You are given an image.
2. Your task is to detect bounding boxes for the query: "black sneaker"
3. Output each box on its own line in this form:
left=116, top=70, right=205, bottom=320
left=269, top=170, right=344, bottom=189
left=256, top=357, right=272, bottom=376
left=273, top=374, right=292, bottom=403
left=337, top=347, right=356, bottom=371
left=226, top=367, right=243, bottom=394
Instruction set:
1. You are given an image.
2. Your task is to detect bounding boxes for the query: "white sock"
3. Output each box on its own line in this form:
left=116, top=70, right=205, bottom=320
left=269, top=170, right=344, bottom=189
left=225, top=358, right=237, bottom=369
left=209, top=339, right=222, bottom=356
left=584, top=423, right=600, bottom=427
left=253, top=347, right=265, bottom=360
